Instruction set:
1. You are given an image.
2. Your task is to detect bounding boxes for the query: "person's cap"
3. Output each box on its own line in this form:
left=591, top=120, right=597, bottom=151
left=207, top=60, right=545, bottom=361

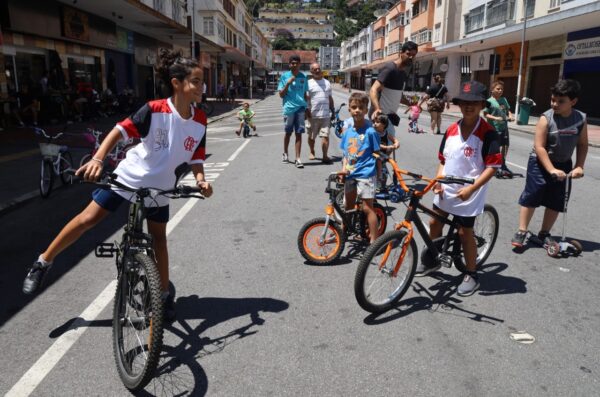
left=452, top=81, right=490, bottom=106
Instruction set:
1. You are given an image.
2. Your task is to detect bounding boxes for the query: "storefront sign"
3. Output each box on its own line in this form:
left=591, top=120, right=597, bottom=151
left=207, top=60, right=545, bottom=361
left=116, top=27, right=134, bottom=53
left=564, top=36, right=600, bottom=60
left=494, top=43, right=524, bottom=77
left=62, top=6, right=90, bottom=42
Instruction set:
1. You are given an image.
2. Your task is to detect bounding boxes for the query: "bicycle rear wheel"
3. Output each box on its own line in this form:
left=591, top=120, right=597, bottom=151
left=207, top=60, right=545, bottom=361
left=113, top=253, right=164, bottom=391
left=453, top=204, right=499, bottom=273
left=354, top=229, right=417, bottom=313
left=298, top=217, right=345, bottom=265
left=40, top=159, right=54, bottom=198
left=59, top=151, right=73, bottom=184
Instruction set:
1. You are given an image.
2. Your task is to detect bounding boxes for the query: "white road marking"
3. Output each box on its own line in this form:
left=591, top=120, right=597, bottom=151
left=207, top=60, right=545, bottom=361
left=228, top=139, right=251, bottom=161
left=5, top=149, right=244, bottom=396
left=506, top=161, right=527, bottom=171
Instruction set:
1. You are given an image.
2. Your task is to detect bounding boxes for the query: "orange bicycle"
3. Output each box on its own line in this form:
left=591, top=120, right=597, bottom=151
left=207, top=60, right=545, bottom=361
left=354, top=154, right=499, bottom=313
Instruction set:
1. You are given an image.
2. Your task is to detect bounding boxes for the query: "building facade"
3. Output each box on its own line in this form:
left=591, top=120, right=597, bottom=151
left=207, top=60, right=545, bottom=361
left=317, top=46, right=341, bottom=81
left=256, top=7, right=334, bottom=44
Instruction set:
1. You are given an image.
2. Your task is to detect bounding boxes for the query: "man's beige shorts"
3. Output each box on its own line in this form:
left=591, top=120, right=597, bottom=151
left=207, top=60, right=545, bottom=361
left=306, top=117, right=330, bottom=140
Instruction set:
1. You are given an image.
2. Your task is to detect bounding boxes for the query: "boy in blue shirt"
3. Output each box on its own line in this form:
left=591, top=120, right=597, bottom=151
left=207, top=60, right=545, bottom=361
left=340, top=92, right=381, bottom=244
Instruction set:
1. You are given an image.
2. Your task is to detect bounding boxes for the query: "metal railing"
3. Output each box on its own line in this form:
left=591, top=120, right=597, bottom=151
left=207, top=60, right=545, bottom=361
left=486, top=0, right=516, bottom=28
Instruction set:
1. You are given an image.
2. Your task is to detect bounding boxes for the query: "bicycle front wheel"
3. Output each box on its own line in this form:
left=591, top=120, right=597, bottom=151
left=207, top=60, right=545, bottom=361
left=354, top=229, right=417, bottom=313
left=298, top=217, right=345, bottom=265
left=40, top=159, right=54, bottom=198
left=113, top=253, right=164, bottom=391
left=59, top=151, right=73, bottom=184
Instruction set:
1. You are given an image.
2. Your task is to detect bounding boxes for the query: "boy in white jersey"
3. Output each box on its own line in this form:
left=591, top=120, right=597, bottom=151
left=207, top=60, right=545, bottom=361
left=23, top=50, right=213, bottom=323
left=415, top=81, right=501, bottom=297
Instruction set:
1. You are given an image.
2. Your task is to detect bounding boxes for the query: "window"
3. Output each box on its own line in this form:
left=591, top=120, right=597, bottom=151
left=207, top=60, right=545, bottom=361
left=421, top=0, right=428, bottom=13
left=549, top=0, right=560, bottom=8
left=171, top=0, right=183, bottom=22
left=203, top=17, right=215, bottom=36
left=412, top=2, right=420, bottom=17
left=486, top=0, right=516, bottom=28
left=465, top=5, right=484, bottom=34
left=388, top=41, right=401, bottom=55
left=153, top=0, right=164, bottom=13
left=223, top=0, right=235, bottom=19
left=410, top=29, right=432, bottom=44
left=434, top=23, right=441, bottom=42
left=217, top=19, right=225, bottom=40
left=437, top=0, right=442, bottom=7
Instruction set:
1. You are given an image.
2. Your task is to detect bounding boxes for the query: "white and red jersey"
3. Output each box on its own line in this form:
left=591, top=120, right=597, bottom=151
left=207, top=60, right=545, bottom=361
left=433, top=117, right=501, bottom=217
left=113, top=97, right=207, bottom=206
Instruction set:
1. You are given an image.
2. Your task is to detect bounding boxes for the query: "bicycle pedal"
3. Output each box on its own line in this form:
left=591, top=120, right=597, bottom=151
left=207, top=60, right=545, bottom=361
left=95, top=243, right=117, bottom=258
left=437, top=253, right=453, bottom=268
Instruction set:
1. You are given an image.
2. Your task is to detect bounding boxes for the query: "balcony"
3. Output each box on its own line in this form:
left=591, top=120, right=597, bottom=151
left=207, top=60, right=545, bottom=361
left=465, top=7, right=485, bottom=34
left=486, top=0, right=516, bottom=28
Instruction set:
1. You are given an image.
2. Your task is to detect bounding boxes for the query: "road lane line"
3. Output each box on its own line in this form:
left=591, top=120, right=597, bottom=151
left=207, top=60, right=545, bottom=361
left=506, top=161, right=527, bottom=171
left=6, top=148, right=241, bottom=395
left=5, top=280, right=117, bottom=397
left=227, top=140, right=251, bottom=161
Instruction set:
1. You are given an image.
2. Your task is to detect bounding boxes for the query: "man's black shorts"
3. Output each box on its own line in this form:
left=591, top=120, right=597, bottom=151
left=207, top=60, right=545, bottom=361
left=518, top=155, right=572, bottom=212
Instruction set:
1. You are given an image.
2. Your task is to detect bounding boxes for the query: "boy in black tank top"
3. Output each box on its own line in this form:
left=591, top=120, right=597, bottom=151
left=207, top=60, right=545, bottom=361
left=511, top=80, right=588, bottom=248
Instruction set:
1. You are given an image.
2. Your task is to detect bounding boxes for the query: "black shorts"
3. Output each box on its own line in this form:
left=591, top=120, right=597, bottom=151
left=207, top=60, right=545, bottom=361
left=92, top=188, right=169, bottom=223
left=518, top=155, right=572, bottom=212
left=432, top=204, right=476, bottom=228
left=497, top=128, right=509, bottom=147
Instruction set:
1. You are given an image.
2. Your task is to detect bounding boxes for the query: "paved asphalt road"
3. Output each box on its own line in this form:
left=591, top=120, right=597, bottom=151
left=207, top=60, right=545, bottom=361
left=1, top=91, right=599, bottom=396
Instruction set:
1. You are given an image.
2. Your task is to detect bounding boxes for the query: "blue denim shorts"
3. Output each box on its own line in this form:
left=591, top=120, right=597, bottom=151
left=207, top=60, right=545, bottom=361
left=284, top=108, right=306, bottom=134
left=518, top=155, right=571, bottom=212
left=92, top=188, right=170, bottom=223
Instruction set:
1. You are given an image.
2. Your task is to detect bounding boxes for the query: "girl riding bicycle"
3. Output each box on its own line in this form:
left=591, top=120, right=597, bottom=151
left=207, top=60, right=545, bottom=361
left=23, top=49, right=213, bottom=322
left=415, top=81, right=501, bottom=297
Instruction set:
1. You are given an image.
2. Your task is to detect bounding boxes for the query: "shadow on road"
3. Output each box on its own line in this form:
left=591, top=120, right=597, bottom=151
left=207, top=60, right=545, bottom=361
left=135, top=295, right=289, bottom=397
left=363, top=262, right=524, bottom=326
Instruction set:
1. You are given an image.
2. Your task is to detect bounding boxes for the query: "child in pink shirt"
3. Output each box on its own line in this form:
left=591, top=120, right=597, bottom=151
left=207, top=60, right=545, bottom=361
left=405, top=96, right=423, bottom=133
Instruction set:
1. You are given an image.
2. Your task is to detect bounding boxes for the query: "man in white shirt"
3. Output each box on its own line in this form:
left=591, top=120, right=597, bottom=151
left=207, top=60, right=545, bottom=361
left=306, top=63, right=334, bottom=163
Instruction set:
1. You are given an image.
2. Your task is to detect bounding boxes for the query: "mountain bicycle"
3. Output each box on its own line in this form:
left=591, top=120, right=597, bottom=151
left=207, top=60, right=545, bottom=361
left=72, top=164, right=204, bottom=391
left=354, top=154, right=499, bottom=313
left=331, top=103, right=346, bottom=139
left=297, top=172, right=388, bottom=265
left=35, top=127, right=73, bottom=198
left=79, top=128, right=137, bottom=169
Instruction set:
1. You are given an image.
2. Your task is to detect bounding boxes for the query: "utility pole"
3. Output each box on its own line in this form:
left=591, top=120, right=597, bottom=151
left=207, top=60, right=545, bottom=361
left=515, top=0, right=528, bottom=118
left=191, top=0, right=196, bottom=59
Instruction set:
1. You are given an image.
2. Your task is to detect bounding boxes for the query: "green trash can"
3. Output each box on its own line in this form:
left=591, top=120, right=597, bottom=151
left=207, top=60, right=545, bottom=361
left=517, top=97, right=536, bottom=125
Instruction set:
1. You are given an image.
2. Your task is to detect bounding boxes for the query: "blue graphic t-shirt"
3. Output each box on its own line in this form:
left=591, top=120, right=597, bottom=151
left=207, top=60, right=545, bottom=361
left=278, top=71, right=309, bottom=115
left=340, top=123, right=380, bottom=179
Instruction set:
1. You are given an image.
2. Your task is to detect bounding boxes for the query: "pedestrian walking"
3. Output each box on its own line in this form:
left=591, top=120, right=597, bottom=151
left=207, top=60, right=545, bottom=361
left=306, top=62, right=334, bottom=164
left=278, top=54, right=309, bottom=168
left=370, top=41, right=418, bottom=139
left=420, top=74, right=450, bottom=135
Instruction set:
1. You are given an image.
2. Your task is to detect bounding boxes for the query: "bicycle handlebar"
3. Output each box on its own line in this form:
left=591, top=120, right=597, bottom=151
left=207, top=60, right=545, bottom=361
left=34, top=127, right=64, bottom=140
left=65, top=170, right=205, bottom=199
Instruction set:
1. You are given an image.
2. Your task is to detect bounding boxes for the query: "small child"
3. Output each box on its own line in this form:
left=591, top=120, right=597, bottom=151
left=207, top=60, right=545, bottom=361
left=511, top=79, right=587, bottom=248
left=483, top=80, right=515, bottom=176
left=404, top=96, right=423, bottom=133
left=372, top=114, right=399, bottom=190
left=236, top=102, right=257, bottom=136
left=339, top=92, right=381, bottom=244
left=415, top=81, right=501, bottom=297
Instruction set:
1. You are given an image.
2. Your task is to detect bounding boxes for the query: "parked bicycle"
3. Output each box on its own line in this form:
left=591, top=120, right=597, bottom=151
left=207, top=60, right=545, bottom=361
left=71, top=164, right=204, bottom=391
left=297, top=172, right=388, bottom=265
left=79, top=128, right=136, bottom=169
left=35, top=127, right=73, bottom=198
left=354, top=154, right=499, bottom=313
left=331, top=103, right=346, bottom=139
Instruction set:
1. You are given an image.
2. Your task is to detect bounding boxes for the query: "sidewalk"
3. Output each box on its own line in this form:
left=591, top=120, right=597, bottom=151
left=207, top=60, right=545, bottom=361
left=0, top=96, right=265, bottom=215
left=331, top=83, right=600, bottom=147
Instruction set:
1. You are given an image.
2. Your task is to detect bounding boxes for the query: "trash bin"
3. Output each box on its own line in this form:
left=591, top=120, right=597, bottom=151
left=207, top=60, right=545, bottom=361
left=517, top=97, right=536, bottom=125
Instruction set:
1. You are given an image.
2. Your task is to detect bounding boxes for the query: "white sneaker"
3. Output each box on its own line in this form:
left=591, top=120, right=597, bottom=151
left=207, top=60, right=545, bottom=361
left=457, top=274, right=480, bottom=297
left=295, top=159, right=304, bottom=169
left=282, top=153, right=288, bottom=163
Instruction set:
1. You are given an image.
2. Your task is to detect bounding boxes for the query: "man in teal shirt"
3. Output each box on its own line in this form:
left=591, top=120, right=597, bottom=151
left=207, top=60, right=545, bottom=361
left=278, top=55, right=309, bottom=168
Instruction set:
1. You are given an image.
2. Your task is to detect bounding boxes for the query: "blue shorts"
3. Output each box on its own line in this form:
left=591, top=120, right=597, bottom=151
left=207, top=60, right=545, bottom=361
left=92, top=188, right=170, bottom=223
left=284, top=108, right=306, bottom=134
left=518, top=155, right=571, bottom=212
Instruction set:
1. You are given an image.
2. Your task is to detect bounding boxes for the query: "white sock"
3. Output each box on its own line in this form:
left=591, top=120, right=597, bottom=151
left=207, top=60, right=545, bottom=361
left=38, top=254, right=52, bottom=266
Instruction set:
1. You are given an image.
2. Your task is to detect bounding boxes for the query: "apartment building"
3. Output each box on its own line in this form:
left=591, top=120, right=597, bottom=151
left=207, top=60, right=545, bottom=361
left=255, top=7, right=335, bottom=44
left=439, top=0, right=600, bottom=118
left=317, top=46, right=341, bottom=81
left=0, top=0, right=224, bottom=100
left=195, top=0, right=272, bottom=97
left=340, top=26, right=373, bottom=90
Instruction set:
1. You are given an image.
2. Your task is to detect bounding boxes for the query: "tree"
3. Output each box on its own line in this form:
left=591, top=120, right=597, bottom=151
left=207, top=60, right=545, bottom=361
left=272, top=37, right=295, bottom=50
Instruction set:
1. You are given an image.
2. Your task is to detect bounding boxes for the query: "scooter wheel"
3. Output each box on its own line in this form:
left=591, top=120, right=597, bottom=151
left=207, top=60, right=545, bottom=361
left=569, top=240, right=583, bottom=256
left=546, top=241, right=561, bottom=257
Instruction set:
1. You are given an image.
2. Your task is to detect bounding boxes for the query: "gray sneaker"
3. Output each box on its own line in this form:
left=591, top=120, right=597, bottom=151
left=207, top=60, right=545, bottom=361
left=23, top=260, right=52, bottom=294
left=457, top=273, right=480, bottom=297
left=414, top=261, right=441, bottom=277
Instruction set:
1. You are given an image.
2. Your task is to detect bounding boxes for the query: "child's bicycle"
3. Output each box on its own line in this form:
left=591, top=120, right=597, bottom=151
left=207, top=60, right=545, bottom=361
left=297, top=172, right=388, bottom=265
left=35, top=127, right=74, bottom=198
left=331, top=103, right=346, bottom=139
left=69, top=164, right=204, bottom=391
left=354, top=154, right=499, bottom=313
left=79, top=128, right=136, bottom=169
left=239, top=118, right=256, bottom=138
